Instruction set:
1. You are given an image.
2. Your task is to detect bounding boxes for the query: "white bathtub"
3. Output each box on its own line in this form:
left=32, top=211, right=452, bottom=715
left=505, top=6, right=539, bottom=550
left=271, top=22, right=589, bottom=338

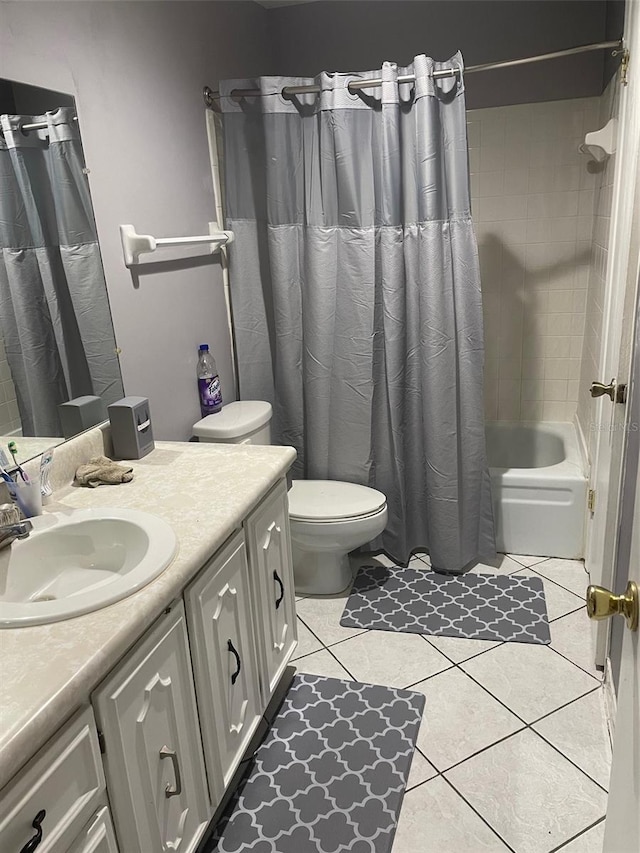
left=486, top=421, right=588, bottom=560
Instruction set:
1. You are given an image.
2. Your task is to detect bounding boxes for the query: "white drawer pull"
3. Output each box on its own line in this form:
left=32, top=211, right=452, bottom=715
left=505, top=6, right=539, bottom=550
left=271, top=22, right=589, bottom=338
left=159, top=746, right=182, bottom=798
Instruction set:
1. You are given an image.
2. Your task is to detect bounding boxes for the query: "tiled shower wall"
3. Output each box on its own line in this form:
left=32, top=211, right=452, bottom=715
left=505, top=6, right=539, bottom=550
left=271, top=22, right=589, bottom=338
left=576, top=78, right=620, bottom=462
left=0, top=334, right=20, bottom=434
left=469, top=96, right=602, bottom=422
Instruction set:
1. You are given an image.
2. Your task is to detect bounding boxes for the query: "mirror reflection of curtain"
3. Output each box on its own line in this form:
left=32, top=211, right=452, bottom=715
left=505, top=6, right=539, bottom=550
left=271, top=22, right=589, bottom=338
left=0, top=107, right=121, bottom=436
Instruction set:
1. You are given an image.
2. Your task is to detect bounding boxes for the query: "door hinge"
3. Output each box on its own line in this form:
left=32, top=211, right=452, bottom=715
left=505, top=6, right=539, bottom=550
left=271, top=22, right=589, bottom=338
left=588, top=489, right=596, bottom=514
left=97, top=730, right=106, bottom=754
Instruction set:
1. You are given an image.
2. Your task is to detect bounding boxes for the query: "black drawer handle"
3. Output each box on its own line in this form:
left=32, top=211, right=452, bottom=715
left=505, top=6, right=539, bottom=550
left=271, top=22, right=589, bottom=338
left=20, top=810, right=45, bottom=853
left=227, top=639, right=242, bottom=685
left=273, top=570, right=285, bottom=610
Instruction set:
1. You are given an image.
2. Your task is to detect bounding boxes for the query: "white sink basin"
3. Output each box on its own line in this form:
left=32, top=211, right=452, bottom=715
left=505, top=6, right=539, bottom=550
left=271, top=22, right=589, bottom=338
left=0, top=508, right=177, bottom=628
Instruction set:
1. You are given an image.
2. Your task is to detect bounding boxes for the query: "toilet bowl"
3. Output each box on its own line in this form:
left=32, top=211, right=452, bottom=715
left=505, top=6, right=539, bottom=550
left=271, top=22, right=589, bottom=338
left=193, top=401, right=388, bottom=595
left=288, top=480, right=388, bottom=595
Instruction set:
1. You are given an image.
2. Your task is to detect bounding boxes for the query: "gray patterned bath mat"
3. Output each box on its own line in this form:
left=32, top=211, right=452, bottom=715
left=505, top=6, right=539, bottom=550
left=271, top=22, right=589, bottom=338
left=340, top=564, right=550, bottom=644
left=208, top=673, right=425, bottom=853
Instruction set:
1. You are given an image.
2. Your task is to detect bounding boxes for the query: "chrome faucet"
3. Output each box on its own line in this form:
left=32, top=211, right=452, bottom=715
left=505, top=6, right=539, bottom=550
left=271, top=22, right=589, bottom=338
left=0, top=503, right=33, bottom=550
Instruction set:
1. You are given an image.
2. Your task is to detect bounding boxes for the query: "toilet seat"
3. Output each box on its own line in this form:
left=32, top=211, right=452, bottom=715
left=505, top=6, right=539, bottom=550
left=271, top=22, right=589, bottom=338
left=288, top=480, right=387, bottom=523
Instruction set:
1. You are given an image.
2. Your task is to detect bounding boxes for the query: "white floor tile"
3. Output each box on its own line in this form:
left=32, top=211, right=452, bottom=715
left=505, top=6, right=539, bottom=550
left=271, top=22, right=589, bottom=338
left=393, top=777, right=510, bottom=852
left=460, top=642, right=599, bottom=722
left=423, top=634, right=502, bottom=664
left=291, top=619, right=323, bottom=661
left=556, top=820, right=606, bottom=852
left=296, top=592, right=367, bottom=647
left=550, top=609, right=602, bottom=677
left=406, top=749, right=438, bottom=790
left=410, top=668, right=524, bottom=771
left=329, top=630, right=452, bottom=690
left=533, top=690, right=611, bottom=790
left=466, top=553, right=524, bottom=576
left=532, top=558, right=590, bottom=597
left=293, top=649, right=353, bottom=681
left=511, top=568, right=585, bottom=621
left=445, top=730, right=608, bottom=853
left=507, top=553, right=549, bottom=567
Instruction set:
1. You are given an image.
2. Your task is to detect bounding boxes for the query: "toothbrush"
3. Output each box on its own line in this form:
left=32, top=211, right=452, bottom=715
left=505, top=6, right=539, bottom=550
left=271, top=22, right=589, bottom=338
left=0, top=462, right=29, bottom=517
left=0, top=462, right=14, bottom=486
left=7, top=441, right=29, bottom=483
left=39, top=447, right=54, bottom=500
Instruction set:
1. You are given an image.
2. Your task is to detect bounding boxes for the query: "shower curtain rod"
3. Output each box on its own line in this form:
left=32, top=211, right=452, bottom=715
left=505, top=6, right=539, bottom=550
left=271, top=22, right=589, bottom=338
left=11, top=116, right=79, bottom=132
left=204, top=39, right=624, bottom=104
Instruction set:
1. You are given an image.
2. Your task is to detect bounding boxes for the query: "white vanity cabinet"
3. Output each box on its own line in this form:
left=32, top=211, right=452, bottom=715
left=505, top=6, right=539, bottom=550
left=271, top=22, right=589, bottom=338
left=0, top=706, right=105, bottom=853
left=245, top=479, right=298, bottom=703
left=0, top=474, right=297, bottom=853
left=92, top=602, right=210, bottom=853
left=185, top=530, right=262, bottom=802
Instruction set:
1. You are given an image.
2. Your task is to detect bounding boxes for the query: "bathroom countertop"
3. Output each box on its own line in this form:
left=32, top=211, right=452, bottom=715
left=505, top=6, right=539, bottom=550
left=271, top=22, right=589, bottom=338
left=0, top=439, right=296, bottom=792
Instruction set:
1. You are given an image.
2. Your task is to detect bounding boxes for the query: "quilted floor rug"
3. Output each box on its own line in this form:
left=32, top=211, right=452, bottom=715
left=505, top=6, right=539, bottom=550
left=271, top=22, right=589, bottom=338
left=340, top=564, right=551, bottom=644
left=208, top=673, right=425, bottom=853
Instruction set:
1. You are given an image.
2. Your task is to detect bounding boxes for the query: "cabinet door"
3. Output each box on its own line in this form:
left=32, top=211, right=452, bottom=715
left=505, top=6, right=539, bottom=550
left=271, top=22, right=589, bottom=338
left=245, top=479, right=297, bottom=703
left=92, top=603, right=209, bottom=853
left=185, top=531, right=262, bottom=798
left=67, top=807, right=119, bottom=853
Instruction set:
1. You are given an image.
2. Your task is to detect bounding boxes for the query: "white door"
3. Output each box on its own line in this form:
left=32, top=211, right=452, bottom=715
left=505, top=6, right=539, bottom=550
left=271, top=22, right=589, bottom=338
left=602, top=429, right=640, bottom=851
left=586, top=0, right=640, bottom=668
left=185, top=530, right=262, bottom=797
left=245, top=479, right=297, bottom=703
left=92, top=603, right=209, bottom=853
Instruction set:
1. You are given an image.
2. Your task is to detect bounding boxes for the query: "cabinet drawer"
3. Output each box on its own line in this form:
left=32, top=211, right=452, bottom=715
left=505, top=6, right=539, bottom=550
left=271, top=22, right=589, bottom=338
left=67, top=806, right=119, bottom=853
left=185, top=530, right=262, bottom=801
left=0, top=706, right=105, bottom=853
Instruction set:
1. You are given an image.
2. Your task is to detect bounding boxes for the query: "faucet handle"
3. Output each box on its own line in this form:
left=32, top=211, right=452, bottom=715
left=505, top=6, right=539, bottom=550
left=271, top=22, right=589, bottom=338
left=0, top=503, right=21, bottom=527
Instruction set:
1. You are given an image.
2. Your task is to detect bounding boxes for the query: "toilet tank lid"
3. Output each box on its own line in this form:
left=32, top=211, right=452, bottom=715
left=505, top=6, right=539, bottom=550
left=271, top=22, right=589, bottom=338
left=288, top=480, right=387, bottom=521
left=193, top=401, right=272, bottom=439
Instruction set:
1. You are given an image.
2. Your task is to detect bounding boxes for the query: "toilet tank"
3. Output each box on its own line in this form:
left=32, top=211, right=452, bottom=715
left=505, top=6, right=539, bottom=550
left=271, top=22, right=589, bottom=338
left=192, top=400, right=272, bottom=445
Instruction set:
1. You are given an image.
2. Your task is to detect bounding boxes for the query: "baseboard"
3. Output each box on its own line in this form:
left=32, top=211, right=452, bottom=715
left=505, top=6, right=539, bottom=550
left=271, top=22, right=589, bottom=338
left=603, top=656, right=617, bottom=747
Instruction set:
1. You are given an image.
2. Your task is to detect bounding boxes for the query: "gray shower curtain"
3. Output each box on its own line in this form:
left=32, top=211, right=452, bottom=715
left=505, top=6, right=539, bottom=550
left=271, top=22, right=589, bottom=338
left=220, top=54, right=495, bottom=571
left=0, top=107, right=122, bottom=436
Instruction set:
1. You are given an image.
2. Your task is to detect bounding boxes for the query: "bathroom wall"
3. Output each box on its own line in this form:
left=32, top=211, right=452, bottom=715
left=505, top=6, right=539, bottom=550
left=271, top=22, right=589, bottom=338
left=0, top=334, right=20, bottom=435
left=0, top=1, right=274, bottom=440
left=576, top=77, right=620, bottom=460
left=267, top=0, right=623, bottom=109
left=469, top=96, right=602, bottom=422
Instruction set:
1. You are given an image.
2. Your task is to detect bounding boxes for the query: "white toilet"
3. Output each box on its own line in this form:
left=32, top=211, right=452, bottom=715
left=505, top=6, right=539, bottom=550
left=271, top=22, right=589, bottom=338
left=193, top=401, right=388, bottom=595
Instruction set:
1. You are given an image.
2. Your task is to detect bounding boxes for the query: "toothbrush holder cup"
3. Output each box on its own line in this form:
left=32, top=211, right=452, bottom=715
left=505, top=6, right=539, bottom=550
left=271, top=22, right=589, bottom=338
left=7, top=475, right=43, bottom=518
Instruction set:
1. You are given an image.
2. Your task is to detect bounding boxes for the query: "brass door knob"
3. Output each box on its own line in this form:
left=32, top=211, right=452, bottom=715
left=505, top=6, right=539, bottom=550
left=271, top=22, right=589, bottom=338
left=590, top=379, right=627, bottom=403
left=586, top=581, right=639, bottom=631
left=590, top=379, right=616, bottom=401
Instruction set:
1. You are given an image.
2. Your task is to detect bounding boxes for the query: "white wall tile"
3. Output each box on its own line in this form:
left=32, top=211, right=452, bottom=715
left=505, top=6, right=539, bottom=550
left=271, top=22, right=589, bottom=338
left=548, top=290, right=574, bottom=313
left=469, top=94, right=606, bottom=426
left=520, top=400, right=545, bottom=420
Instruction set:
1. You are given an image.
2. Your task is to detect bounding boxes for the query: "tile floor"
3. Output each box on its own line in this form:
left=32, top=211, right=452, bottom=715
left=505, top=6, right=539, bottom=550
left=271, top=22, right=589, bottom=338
left=291, top=552, right=611, bottom=853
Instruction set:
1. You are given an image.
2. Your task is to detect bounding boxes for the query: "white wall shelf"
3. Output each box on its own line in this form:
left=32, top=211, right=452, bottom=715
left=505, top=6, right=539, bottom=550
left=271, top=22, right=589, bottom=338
left=119, top=223, right=234, bottom=267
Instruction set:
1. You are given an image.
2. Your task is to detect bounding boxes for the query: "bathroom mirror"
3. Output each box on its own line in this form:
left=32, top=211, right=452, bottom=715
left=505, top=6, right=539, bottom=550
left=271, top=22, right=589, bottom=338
left=0, top=78, right=124, bottom=462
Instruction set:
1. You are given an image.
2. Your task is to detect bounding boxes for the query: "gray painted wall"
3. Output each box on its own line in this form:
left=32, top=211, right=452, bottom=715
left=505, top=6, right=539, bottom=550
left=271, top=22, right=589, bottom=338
left=0, top=0, right=273, bottom=440
left=267, top=0, right=624, bottom=108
